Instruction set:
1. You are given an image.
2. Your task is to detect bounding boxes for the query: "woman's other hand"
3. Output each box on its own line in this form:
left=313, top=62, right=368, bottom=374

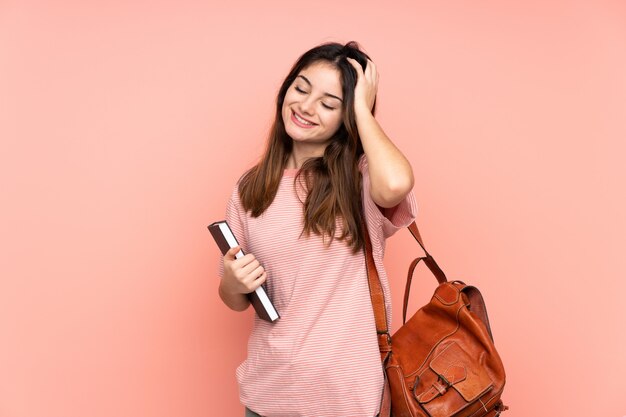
left=346, top=57, right=378, bottom=113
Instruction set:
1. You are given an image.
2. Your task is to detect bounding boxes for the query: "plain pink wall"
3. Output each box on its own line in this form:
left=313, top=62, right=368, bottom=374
left=1, top=1, right=625, bottom=416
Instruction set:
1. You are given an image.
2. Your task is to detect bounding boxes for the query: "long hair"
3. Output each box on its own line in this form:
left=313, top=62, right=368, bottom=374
left=238, top=41, right=376, bottom=253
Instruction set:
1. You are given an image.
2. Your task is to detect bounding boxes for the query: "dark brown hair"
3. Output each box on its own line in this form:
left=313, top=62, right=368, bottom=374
left=238, top=41, right=376, bottom=253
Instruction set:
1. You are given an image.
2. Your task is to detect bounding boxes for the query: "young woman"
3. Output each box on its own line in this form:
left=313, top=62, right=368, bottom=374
left=218, top=41, right=417, bottom=417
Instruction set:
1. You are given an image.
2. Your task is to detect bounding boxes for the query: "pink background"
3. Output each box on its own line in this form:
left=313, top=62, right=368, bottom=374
left=1, top=1, right=625, bottom=416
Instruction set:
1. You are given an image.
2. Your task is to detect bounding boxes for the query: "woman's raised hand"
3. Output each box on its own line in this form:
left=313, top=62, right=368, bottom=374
left=346, top=57, right=379, bottom=113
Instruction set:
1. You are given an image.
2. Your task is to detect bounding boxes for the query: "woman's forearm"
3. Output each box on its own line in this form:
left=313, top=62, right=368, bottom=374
left=355, top=104, right=414, bottom=208
left=218, top=280, right=251, bottom=312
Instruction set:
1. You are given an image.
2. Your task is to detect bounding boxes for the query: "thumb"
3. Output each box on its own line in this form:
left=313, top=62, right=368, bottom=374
left=224, top=246, right=241, bottom=260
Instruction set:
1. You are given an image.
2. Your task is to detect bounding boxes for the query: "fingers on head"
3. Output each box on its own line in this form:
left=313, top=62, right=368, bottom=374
left=347, top=57, right=362, bottom=73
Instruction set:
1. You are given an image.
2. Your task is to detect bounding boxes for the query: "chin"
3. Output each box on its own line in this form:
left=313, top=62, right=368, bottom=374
left=285, top=126, right=309, bottom=142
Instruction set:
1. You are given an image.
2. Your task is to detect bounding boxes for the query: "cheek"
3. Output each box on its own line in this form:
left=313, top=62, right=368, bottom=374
left=283, top=89, right=297, bottom=106
left=327, top=112, right=343, bottom=131
left=281, top=100, right=292, bottom=121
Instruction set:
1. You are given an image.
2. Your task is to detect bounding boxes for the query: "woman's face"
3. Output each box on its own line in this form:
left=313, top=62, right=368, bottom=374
left=282, top=61, right=344, bottom=153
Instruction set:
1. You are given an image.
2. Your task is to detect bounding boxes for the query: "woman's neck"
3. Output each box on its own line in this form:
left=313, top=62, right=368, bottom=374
left=286, top=142, right=328, bottom=169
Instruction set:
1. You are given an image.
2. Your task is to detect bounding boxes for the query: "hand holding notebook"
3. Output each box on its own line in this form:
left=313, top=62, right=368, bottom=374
left=208, top=221, right=280, bottom=322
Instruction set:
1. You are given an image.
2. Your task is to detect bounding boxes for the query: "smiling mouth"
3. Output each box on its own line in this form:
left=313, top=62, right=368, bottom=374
left=292, top=110, right=317, bottom=126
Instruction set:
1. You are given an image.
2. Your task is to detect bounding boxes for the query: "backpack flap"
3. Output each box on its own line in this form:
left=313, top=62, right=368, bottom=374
left=416, top=342, right=494, bottom=417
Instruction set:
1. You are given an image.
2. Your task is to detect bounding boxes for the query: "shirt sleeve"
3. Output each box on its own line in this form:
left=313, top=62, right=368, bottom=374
left=359, top=155, right=418, bottom=239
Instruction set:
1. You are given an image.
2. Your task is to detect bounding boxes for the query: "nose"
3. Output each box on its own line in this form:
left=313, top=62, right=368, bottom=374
left=299, top=95, right=315, bottom=116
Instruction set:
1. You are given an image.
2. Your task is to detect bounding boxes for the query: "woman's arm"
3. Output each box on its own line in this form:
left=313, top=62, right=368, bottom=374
left=347, top=57, right=414, bottom=208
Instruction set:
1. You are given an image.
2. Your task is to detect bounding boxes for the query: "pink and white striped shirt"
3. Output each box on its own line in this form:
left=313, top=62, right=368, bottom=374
left=221, top=156, right=417, bottom=417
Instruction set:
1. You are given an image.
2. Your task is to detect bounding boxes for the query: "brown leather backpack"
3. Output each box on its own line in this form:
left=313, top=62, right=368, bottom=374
left=364, top=222, right=508, bottom=417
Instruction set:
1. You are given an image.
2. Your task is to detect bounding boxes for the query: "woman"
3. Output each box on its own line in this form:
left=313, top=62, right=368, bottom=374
left=218, top=41, right=417, bottom=417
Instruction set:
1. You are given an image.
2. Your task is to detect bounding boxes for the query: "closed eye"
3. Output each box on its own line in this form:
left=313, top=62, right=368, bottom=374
left=295, top=86, right=336, bottom=110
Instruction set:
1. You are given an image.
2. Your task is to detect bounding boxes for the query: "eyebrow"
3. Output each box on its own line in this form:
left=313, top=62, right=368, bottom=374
left=297, top=75, right=343, bottom=102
